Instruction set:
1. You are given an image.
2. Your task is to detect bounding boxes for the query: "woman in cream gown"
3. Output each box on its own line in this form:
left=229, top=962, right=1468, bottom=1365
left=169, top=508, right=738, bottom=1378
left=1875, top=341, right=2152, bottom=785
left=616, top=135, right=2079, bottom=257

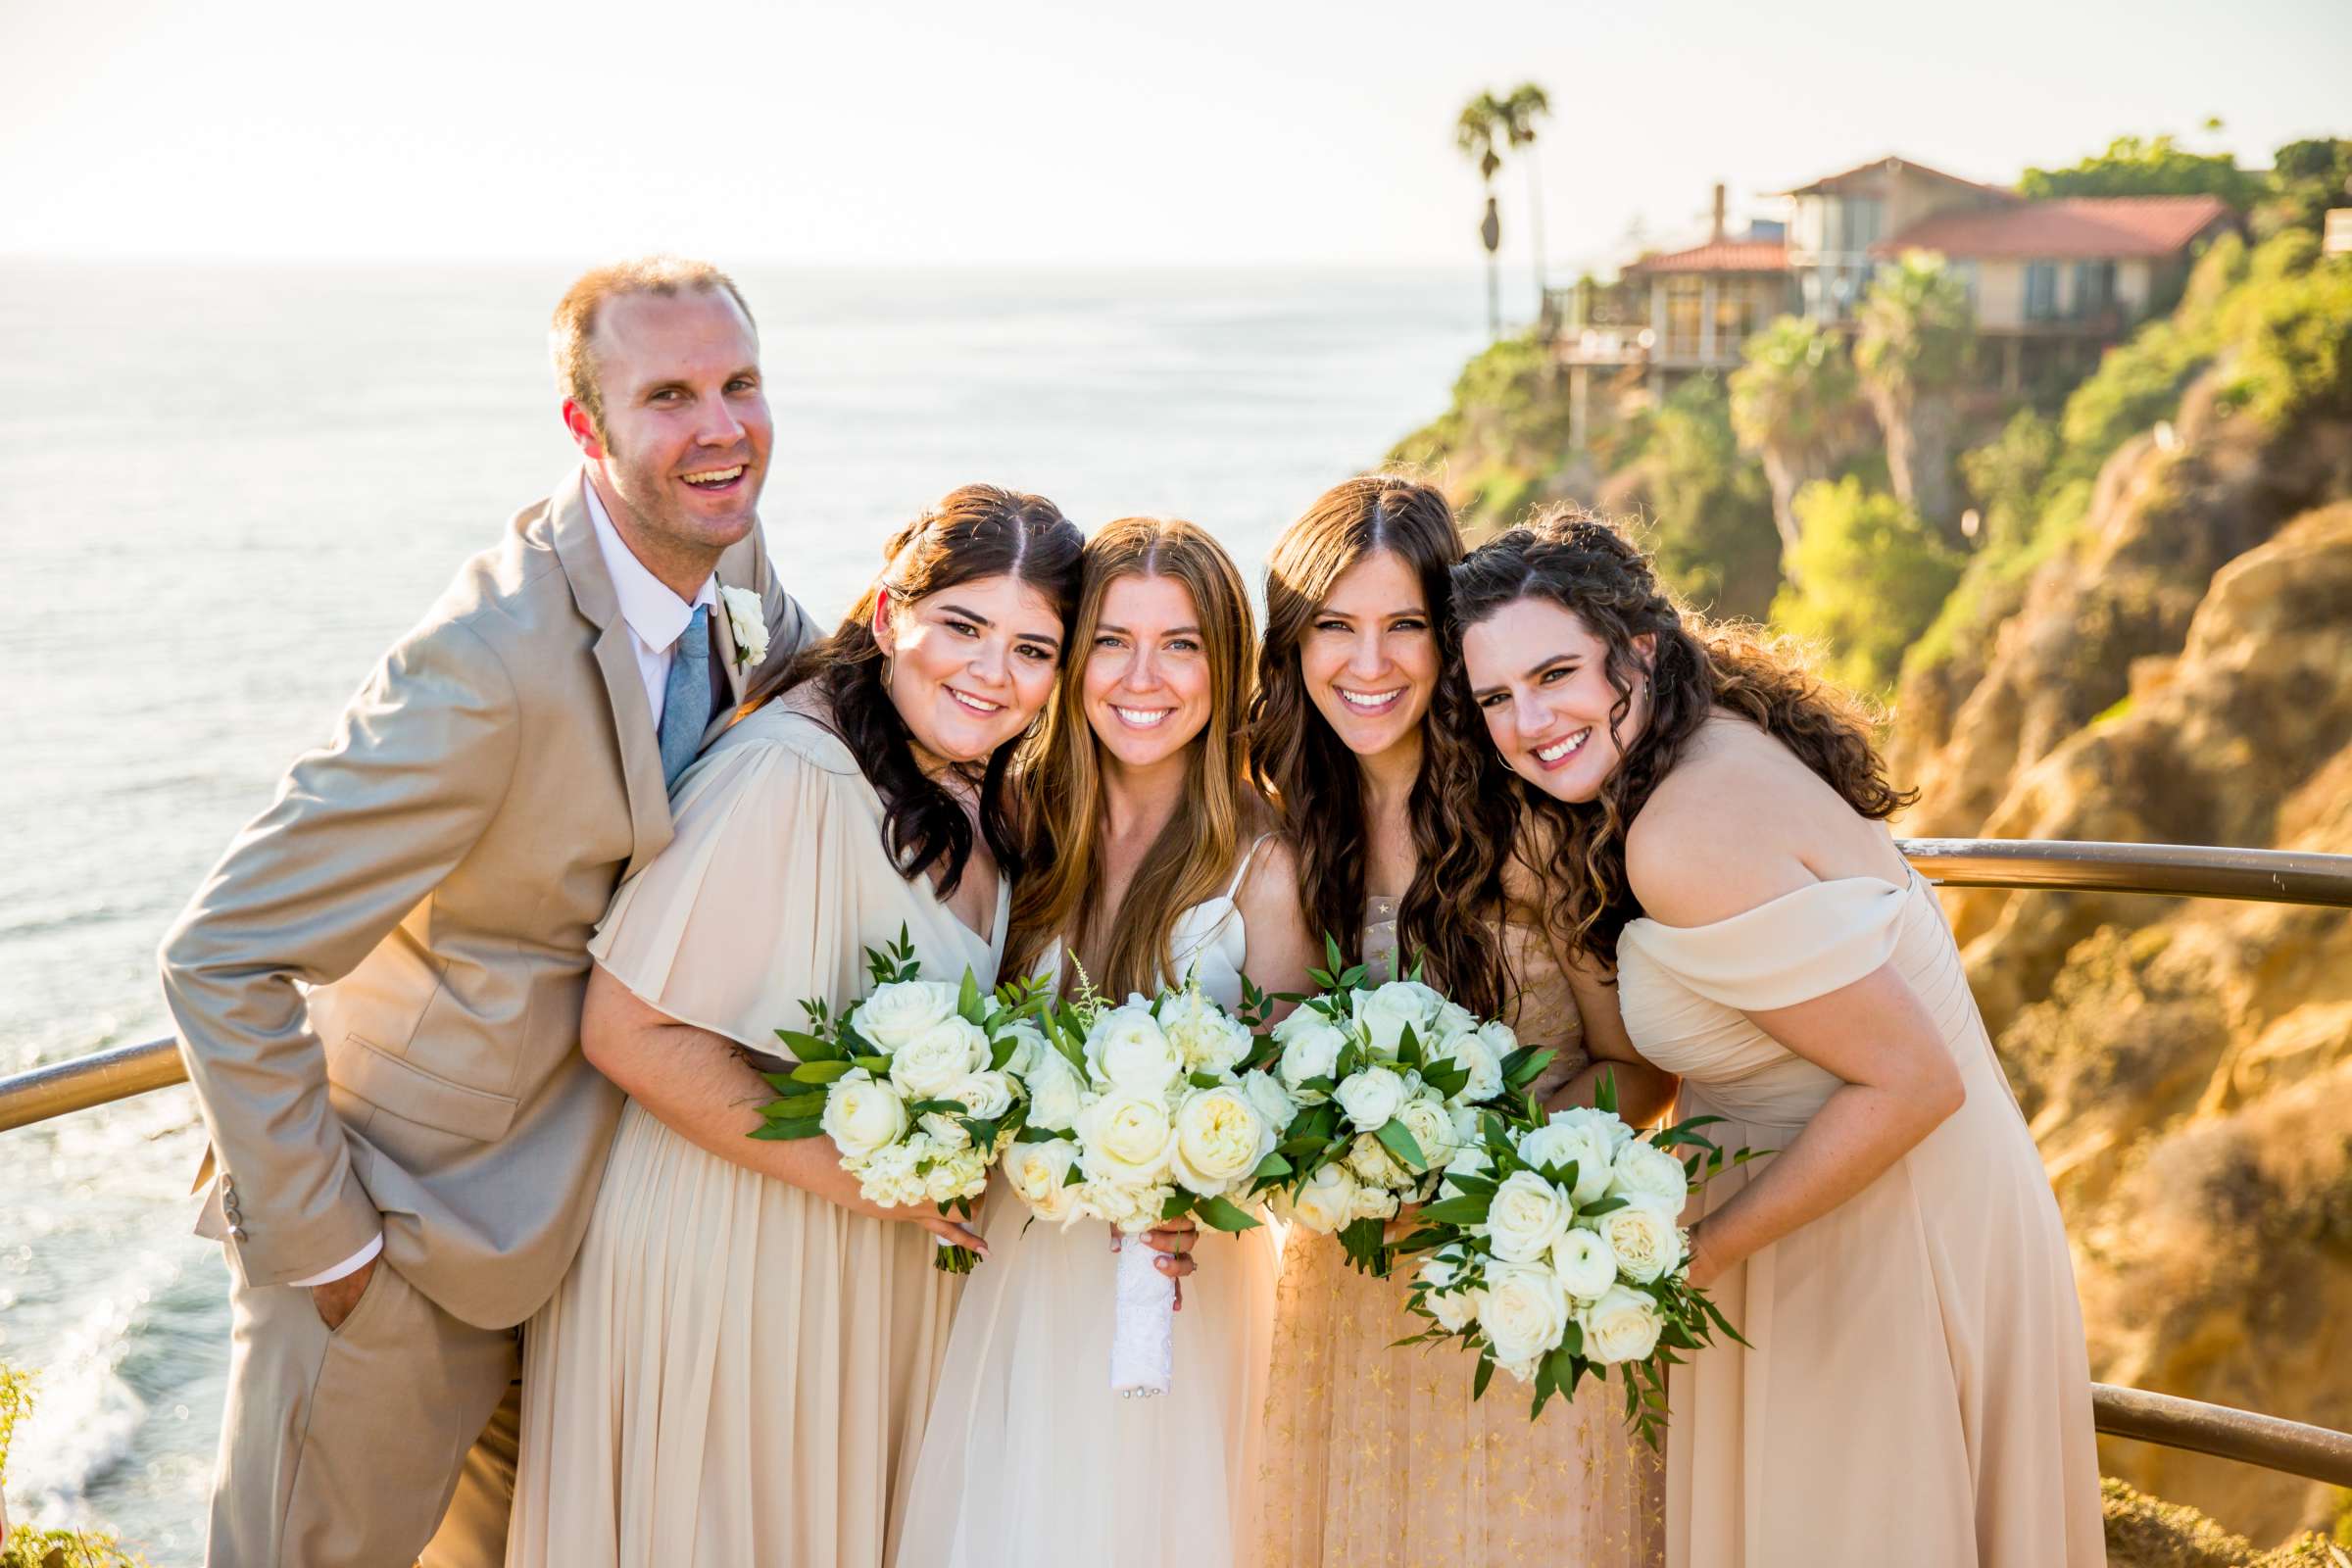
left=508, top=486, right=1085, bottom=1568
left=1247, top=475, right=1673, bottom=1567
left=897, top=517, right=1298, bottom=1568
left=1451, top=510, right=2104, bottom=1567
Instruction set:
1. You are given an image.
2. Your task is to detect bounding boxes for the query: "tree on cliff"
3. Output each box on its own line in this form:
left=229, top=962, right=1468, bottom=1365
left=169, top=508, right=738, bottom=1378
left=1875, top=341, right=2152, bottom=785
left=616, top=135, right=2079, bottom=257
left=1729, top=315, right=1865, bottom=571
left=1457, top=91, right=1508, bottom=337
left=2020, top=131, right=2266, bottom=209
left=1855, top=251, right=1976, bottom=537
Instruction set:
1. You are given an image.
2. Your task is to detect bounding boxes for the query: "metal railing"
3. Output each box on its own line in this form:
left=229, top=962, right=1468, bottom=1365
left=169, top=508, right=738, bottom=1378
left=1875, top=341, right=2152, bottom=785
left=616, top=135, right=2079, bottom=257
left=5, top=836, right=2351, bottom=1487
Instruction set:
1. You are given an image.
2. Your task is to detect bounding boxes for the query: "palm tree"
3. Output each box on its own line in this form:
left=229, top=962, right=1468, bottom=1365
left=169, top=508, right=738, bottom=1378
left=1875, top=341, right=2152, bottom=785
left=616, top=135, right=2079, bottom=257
left=1498, top=83, right=1553, bottom=314
left=1456, top=91, right=1507, bottom=337
left=1854, top=251, right=1975, bottom=534
left=1729, top=316, right=1865, bottom=570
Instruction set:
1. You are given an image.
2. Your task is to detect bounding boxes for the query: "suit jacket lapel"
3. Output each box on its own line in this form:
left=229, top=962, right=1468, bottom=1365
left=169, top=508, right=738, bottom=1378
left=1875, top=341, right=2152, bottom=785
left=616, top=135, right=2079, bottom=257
left=550, top=474, right=673, bottom=879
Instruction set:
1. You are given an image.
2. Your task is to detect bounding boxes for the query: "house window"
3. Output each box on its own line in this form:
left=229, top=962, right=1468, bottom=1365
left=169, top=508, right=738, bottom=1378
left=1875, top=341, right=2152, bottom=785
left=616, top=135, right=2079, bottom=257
left=1713, top=286, right=1753, bottom=357
left=1665, top=277, right=1703, bottom=357
left=2026, top=261, right=2059, bottom=321
left=1950, top=261, right=1981, bottom=314
left=1840, top=198, right=1885, bottom=255
left=2073, top=261, right=2116, bottom=318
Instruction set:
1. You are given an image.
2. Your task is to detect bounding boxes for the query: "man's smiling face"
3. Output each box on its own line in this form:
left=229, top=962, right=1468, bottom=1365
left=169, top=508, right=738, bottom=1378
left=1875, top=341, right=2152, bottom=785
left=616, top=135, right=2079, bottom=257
left=575, top=285, right=772, bottom=563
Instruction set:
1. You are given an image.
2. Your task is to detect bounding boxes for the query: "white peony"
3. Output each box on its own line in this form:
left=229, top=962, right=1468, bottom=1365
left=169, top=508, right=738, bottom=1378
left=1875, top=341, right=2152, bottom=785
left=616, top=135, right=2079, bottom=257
left=855, top=1139, right=921, bottom=1205
left=1273, top=1010, right=1348, bottom=1095
left=1075, top=1087, right=1179, bottom=1187
left=1286, top=1162, right=1360, bottom=1233
left=1159, top=991, right=1253, bottom=1075
left=924, top=1143, right=990, bottom=1203
left=1351, top=980, right=1444, bottom=1054
left=1479, top=1261, right=1571, bottom=1367
left=1431, top=1000, right=1477, bottom=1044
left=1431, top=1024, right=1504, bottom=1104
left=1420, top=1247, right=1484, bottom=1332
left=1345, top=1131, right=1410, bottom=1190
left=997, top=1019, right=1049, bottom=1079
left=947, top=1069, right=1015, bottom=1123
left=888, top=1014, right=991, bottom=1101
left=1022, top=1052, right=1085, bottom=1133
left=1240, top=1069, right=1296, bottom=1138
left=854, top=980, right=961, bottom=1052
left=1486, top=1170, right=1575, bottom=1262
left=1596, top=1202, right=1685, bottom=1285
left=1081, top=1177, right=1168, bottom=1233
left=1608, top=1139, right=1690, bottom=1217
left=1438, top=1135, right=1494, bottom=1198
left=1004, top=1138, right=1080, bottom=1221
left=1334, top=1065, right=1409, bottom=1132
left=1579, top=1283, right=1664, bottom=1365
left=1394, top=1094, right=1456, bottom=1173
left=1549, top=1226, right=1619, bottom=1301
left=1348, top=1183, right=1400, bottom=1223
left=918, top=1109, right=972, bottom=1151
left=718, top=583, right=769, bottom=669
left=819, top=1069, right=906, bottom=1158
left=1517, top=1108, right=1622, bottom=1205
left=1170, top=1085, right=1272, bottom=1197
left=1087, top=1004, right=1184, bottom=1093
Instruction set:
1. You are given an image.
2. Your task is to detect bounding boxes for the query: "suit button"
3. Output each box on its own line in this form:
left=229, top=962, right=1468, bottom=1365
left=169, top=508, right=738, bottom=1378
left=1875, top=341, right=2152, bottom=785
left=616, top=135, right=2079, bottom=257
left=229, top=1226, right=248, bottom=1241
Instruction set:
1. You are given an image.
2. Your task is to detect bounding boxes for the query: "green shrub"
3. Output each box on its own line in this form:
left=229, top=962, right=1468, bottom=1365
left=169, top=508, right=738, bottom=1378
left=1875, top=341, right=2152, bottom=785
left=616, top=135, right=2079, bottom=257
left=1641, top=374, right=1781, bottom=619
left=1772, top=477, right=1962, bottom=693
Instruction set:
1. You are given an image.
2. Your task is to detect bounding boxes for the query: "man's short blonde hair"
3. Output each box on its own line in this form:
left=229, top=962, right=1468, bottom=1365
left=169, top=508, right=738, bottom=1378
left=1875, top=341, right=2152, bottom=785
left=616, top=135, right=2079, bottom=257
left=550, top=256, right=756, bottom=440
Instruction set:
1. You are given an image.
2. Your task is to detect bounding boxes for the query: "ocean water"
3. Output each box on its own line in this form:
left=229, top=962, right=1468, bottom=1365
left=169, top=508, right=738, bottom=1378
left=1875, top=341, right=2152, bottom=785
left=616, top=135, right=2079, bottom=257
left=0, top=260, right=1485, bottom=1561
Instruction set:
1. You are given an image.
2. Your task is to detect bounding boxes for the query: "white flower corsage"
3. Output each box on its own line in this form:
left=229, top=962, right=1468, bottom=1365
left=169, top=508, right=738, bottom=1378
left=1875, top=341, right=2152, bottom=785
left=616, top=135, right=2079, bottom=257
left=718, top=584, right=768, bottom=670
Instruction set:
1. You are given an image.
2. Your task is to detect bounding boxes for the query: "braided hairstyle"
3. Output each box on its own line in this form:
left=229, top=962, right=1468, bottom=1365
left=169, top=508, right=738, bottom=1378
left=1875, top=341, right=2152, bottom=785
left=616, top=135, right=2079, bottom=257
left=739, top=483, right=1084, bottom=898
left=1446, top=506, right=1911, bottom=963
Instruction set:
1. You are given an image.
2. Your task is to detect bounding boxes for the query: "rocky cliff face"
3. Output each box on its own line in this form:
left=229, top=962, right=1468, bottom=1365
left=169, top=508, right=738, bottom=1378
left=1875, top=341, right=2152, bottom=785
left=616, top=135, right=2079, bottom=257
left=1893, top=464, right=2352, bottom=1542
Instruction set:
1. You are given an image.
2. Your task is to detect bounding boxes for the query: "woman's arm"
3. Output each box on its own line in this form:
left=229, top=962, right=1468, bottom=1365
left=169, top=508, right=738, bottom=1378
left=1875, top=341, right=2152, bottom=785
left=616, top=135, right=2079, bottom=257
left=1546, top=952, right=1679, bottom=1128
left=1235, top=836, right=1317, bottom=1027
left=581, top=962, right=988, bottom=1253
left=1678, top=964, right=1962, bottom=1288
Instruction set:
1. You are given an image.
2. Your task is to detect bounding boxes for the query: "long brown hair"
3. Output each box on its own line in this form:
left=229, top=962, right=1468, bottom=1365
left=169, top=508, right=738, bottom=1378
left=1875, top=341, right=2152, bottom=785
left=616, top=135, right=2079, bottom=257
left=738, top=483, right=1084, bottom=899
left=1446, top=506, right=1913, bottom=963
left=1006, top=517, right=1258, bottom=998
left=1246, top=474, right=1513, bottom=1017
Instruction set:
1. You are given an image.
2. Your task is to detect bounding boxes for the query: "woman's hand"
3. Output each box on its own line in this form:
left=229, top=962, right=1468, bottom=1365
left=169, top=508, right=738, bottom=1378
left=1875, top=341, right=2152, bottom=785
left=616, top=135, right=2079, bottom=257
left=1111, top=1216, right=1200, bottom=1307
left=1381, top=1201, right=1424, bottom=1247
left=1684, top=1223, right=1724, bottom=1291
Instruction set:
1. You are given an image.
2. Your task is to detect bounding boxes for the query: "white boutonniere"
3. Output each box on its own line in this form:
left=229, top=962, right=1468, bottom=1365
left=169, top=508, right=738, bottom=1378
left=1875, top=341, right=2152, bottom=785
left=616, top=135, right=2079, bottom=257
left=718, top=584, right=769, bottom=670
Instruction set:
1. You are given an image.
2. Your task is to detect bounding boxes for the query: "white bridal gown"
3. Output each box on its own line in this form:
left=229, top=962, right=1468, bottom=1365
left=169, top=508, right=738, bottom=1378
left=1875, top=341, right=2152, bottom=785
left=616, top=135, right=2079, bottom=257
left=892, top=845, right=1283, bottom=1568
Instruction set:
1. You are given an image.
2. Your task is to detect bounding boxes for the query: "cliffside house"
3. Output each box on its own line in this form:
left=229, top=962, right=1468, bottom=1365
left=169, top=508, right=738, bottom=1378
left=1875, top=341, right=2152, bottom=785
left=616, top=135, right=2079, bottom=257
left=1550, top=155, right=2237, bottom=448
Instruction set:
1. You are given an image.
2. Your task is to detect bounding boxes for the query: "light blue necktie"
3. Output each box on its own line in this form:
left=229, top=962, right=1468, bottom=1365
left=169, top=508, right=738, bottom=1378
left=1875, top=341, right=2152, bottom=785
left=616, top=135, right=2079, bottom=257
left=658, top=604, right=714, bottom=789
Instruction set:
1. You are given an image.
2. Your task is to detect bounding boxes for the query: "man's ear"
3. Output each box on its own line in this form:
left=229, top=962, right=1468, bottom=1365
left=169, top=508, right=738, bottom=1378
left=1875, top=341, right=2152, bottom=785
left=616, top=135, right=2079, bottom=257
left=561, top=399, right=606, bottom=461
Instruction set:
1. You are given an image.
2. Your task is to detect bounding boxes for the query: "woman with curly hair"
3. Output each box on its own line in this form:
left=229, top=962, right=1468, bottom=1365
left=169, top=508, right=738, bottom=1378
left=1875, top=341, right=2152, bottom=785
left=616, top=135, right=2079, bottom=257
left=1451, top=509, right=2102, bottom=1566
left=1250, top=474, right=1671, bottom=1567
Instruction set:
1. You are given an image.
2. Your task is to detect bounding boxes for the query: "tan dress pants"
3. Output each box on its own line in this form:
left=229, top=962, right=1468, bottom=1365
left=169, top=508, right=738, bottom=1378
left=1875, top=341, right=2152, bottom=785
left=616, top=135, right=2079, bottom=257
left=206, top=1254, right=520, bottom=1568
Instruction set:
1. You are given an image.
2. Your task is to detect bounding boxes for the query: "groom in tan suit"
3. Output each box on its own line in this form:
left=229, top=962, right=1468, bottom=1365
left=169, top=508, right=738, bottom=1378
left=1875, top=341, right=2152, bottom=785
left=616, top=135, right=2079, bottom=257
left=160, top=257, right=812, bottom=1568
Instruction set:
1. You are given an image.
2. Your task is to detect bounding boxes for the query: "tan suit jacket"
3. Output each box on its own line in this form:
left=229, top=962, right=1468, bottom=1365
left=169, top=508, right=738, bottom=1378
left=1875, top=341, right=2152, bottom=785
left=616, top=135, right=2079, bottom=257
left=161, top=475, right=814, bottom=1330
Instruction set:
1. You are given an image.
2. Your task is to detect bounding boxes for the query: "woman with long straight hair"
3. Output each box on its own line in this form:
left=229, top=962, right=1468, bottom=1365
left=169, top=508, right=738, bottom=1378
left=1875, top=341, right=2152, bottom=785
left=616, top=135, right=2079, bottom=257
left=896, top=515, right=1306, bottom=1568
left=511, top=485, right=1084, bottom=1568
left=1450, top=510, right=2102, bottom=1565
left=1250, top=474, right=1671, bottom=1567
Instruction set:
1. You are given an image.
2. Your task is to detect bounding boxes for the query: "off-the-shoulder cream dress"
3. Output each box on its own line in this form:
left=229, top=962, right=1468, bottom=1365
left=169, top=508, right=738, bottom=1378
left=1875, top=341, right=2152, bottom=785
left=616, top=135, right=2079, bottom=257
left=508, top=698, right=1005, bottom=1568
left=1616, top=866, right=2104, bottom=1567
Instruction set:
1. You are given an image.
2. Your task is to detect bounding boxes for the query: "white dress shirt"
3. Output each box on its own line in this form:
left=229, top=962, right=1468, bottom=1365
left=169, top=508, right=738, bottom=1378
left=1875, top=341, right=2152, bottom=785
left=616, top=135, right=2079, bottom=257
left=289, top=471, right=721, bottom=1291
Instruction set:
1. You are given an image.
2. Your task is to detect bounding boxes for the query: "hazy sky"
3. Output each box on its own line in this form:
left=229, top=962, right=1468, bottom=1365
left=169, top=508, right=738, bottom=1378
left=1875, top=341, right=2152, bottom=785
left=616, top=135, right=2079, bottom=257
left=3, top=0, right=2346, bottom=271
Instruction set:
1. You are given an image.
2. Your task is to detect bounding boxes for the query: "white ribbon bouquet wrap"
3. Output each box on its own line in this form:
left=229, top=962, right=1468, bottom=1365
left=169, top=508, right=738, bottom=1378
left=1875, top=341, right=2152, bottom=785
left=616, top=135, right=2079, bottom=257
left=998, top=975, right=1285, bottom=1396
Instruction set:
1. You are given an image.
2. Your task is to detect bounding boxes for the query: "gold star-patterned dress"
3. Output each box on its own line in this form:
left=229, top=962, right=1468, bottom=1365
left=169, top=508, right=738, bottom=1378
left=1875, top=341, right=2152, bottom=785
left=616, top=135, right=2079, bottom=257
left=1253, top=901, right=1665, bottom=1568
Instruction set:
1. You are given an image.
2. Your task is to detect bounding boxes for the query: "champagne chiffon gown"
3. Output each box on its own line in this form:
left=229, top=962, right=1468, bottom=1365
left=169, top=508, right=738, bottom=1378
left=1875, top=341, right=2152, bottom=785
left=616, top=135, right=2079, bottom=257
left=1254, top=900, right=1667, bottom=1567
left=508, top=700, right=1004, bottom=1568
left=1615, top=865, right=2104, bottom=1567
left=893, top=844, right=1283, bottom=1567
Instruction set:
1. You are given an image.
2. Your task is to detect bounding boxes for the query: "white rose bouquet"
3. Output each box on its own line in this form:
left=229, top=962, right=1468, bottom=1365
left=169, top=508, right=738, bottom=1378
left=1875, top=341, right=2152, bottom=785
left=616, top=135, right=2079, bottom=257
left=1253, top=938, right=1553, bottom=1277
left=1002, top=972, right=1282, bottom=1396
left=753, top=927, right=1042, bottom=1273
left=1398, top=1073, right=1754, bottom=1445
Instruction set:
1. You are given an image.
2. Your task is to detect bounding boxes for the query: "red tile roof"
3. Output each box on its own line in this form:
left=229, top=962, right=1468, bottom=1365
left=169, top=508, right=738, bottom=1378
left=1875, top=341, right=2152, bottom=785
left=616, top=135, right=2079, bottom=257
left=1623, top=239, right=1789, bottom=274
left=1874, top=195, right=2233, bottom=260
left=1779, top=155, right=2017, bottom=201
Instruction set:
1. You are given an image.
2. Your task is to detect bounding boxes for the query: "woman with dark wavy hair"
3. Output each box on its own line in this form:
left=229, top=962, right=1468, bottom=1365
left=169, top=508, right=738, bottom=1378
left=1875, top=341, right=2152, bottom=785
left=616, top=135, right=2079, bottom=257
left=513, top=485, right=1085, bottom=1568
left=1452, top=509, right=2103, bottom=1567
left=900, top=514, right=1301, bottom=1568
left=1250, top=474, right=1669, bottom=1568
